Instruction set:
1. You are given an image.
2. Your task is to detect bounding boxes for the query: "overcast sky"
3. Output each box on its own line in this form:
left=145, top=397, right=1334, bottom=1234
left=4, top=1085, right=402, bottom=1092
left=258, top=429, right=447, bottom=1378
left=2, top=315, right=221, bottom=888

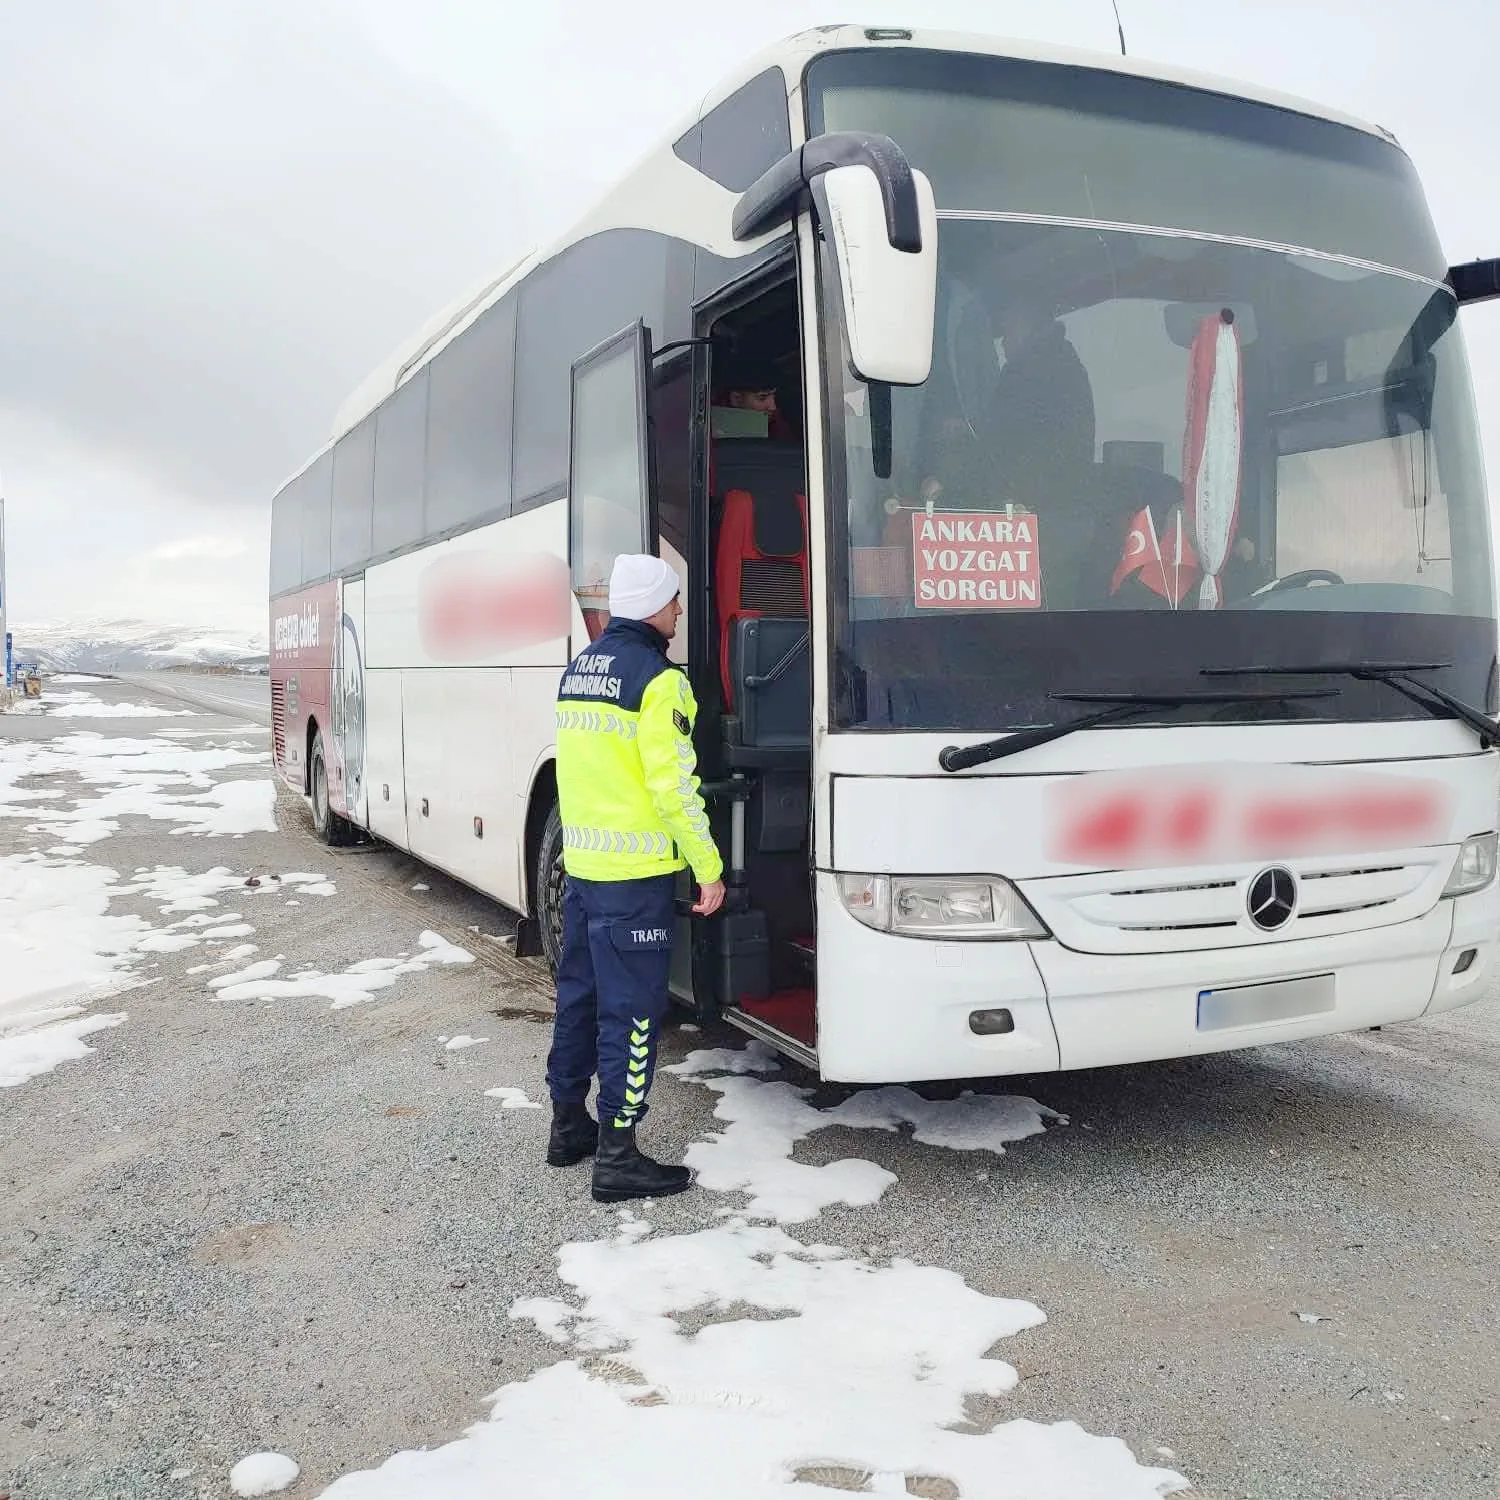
left=3, top=0, right=1496, bottom=635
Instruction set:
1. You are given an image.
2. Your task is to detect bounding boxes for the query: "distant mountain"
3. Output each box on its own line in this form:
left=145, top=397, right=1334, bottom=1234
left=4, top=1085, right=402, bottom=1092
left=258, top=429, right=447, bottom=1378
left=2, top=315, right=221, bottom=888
left=9, top=620, right=269, bottom=674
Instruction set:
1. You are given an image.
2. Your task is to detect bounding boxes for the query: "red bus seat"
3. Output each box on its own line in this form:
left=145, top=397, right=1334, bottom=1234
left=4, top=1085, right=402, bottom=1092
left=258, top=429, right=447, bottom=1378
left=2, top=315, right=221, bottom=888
left=712, top=439, right=809, bottom=710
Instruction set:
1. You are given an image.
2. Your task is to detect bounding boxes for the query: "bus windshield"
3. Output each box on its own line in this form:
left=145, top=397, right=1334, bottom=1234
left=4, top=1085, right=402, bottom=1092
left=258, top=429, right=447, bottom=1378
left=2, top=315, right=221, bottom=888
left=809, top=50, right=1496, bottom=733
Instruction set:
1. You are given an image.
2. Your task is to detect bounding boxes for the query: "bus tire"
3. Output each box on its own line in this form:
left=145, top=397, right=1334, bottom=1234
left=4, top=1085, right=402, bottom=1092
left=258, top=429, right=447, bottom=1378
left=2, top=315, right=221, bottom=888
left=535, top=800, right=566, bottom=972
left=309, top=729, right=356, bottom=847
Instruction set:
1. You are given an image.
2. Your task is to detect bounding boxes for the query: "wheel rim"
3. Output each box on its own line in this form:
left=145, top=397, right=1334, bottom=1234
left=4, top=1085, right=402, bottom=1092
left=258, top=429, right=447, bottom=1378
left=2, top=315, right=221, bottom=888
left=313, top=754, right=328, bottom=826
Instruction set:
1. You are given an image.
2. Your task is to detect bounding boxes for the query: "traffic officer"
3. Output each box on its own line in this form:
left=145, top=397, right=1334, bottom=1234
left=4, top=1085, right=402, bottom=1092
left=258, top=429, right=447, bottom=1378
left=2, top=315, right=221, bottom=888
left=545, top=554, right=726, bottom=1202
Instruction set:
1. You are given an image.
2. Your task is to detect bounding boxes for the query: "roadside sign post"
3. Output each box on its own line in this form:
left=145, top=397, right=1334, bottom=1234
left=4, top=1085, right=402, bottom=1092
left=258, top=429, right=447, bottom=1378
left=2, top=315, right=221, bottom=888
left=0, top=490, right=9, bottom=701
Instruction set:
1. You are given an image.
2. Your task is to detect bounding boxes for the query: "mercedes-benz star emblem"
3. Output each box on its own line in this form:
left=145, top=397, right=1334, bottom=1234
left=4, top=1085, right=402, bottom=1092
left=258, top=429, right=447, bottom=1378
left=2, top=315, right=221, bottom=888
left=1247, top=867, right=1297, bottom=931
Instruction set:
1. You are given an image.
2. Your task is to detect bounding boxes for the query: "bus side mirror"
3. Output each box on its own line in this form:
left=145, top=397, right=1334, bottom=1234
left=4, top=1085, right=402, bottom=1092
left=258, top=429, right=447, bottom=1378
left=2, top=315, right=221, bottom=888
left=1449, top=257, right=1500, bottom=306
left=819, top=164, right=938, bottom=387
left=732, top=130, right=938, bottom=387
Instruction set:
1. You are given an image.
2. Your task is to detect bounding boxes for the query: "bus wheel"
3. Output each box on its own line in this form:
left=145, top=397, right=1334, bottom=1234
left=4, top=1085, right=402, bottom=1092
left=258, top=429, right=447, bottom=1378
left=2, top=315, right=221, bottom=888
left=310, top=729, right=355, bottom=847
left=535, top=801, right=566, bottom=971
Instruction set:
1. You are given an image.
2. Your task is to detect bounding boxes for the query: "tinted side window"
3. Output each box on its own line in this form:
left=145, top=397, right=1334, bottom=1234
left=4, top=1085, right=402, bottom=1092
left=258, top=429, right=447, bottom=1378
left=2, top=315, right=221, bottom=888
left=673, top=67, right=791, bottom=191
left=330, top=417, right=375, bottom=574
left=513, top=234, right=673, bottom=506
left=373, top=369, right=428, bottom=557
left=425, top=298, right=515, bottom=537
left=298, top=452, right=334, bottom=584
left=269, top=480, right=302, bottom=596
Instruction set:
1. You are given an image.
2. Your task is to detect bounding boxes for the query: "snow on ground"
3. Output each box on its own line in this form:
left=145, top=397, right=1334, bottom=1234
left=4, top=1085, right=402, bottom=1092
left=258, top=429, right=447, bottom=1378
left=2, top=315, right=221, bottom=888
left=0, top=716, right=293, bottom=1090
left=665, top=1050, right=1065, bottom=1224
left=0, top=857, right=274, bottom=1088
left=0, top=856, right=146, bottom=1088
left=485, top=1086, right=541, bottom=1109
left=331, top=1215, right=1185, bottom=1499
left=316, top=1048, right=1184, bottom=1500
left=0, top=731, right=274, bottom=845
left=45, top=690, right=195, bottom=719
left=444, top=1034, right=489, bottom=1051
left=668, top=1038, right=781, bottom=1076
left=0, top=1011, right=128, bottom=1088
left=207, top=932, right=474, bottom=1011
left=230, top=1452, right=300, bottom=1496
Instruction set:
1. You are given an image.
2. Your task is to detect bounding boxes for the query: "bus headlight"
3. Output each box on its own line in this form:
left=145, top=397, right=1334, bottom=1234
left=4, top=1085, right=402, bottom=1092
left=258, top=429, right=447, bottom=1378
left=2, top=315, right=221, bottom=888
left=1443, top=833, right=1498, bottom=897
left=836, top=874, right=1049, bottom=941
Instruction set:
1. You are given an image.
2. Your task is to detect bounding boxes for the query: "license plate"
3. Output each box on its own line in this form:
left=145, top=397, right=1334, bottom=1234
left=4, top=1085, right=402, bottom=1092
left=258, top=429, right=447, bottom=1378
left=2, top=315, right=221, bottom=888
left=1196, top=974, right=1335, bottom=1031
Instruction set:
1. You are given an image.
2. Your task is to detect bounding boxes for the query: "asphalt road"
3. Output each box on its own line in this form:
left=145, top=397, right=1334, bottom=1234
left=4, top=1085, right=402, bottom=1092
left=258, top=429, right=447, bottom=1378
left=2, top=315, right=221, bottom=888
left=112, top=672, right=271, bottom=724
left=2, top=681, right=1497, bottom=1499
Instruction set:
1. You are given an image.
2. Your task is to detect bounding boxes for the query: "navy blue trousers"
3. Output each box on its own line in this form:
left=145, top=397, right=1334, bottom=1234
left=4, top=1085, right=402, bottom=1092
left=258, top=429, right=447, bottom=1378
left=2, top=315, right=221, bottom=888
left=546, top=873, right=676, bottom=1128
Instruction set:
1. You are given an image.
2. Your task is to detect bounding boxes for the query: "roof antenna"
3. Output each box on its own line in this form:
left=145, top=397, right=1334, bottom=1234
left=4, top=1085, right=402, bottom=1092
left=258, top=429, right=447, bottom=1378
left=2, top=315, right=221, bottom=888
left=1110, top=0, right=1129, bottom=55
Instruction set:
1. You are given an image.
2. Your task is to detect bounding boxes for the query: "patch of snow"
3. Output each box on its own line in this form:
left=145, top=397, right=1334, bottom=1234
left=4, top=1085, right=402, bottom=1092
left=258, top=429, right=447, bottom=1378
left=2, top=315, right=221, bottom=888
left=418, top=930, right=475, bottom=965
left=172, top=778, right=276, bottom=837
left=0, top=732, right=273, bottom=845
left=207, top=933, right=474, bottom=1010
left=681, top=1079, right=896, bottom=1223
left=48, top=694, right=194, bottom=719
left=208, top=960, right=282, bottom=991
left=130, top=866, right=245, bottom=913
left=412, top=883, right=430, bottom=891
left=324, top=1214, right=1187, bottom=1500
left=509, top=1297, right=575, bottom=1343
left=667, top=1039, right=780, bottom=1077
left=312, top=1043, right=1175, bottom=1496
left=0, top=1011, right=128, bottom=1089
left=486, top=1086, right=542, bottom=1109
left=0, top=855, right=152, bottom=1087
left=228, top=1452, right=300, bottom=1496
left=665, top=1052, right=1065, bottom=1224
left=51, top=674, right=107, bottom=684
left=445, top=1035, right=489, bottom=1051
left=0, top=848, right=264, bottom=1088
left=202, top=923, right=255, bottom=939
left=135, top=932, right=202, bottom=954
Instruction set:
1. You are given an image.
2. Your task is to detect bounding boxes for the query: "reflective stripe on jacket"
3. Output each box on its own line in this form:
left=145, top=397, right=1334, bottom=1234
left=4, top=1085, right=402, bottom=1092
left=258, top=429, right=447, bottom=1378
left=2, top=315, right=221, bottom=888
left=555, top=617, right=724, bottom=884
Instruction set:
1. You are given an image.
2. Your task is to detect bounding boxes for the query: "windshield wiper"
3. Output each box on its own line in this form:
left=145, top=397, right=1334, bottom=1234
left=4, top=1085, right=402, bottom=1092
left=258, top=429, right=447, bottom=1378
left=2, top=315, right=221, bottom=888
left=1202, top=661, right=1499, bottom=747
left=938, top=687, right=1339, bottom=773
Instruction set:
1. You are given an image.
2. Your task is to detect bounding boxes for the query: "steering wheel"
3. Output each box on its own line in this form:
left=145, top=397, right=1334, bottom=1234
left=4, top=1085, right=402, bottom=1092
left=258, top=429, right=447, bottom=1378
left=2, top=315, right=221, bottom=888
left=1258, top=568, right=1345, bottom=595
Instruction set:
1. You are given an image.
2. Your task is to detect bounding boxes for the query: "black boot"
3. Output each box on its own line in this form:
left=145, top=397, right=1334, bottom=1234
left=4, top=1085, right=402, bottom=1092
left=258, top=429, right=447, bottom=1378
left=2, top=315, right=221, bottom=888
left=546, top=1102, right=598, bottom=1167
left=591, top=1121, right=692, bottom=1203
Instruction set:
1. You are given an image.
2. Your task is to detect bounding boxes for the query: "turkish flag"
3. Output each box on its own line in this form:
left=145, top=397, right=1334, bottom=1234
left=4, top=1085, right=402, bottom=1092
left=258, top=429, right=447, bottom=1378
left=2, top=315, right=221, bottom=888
left=1110, top=505, right=1200, bottom=607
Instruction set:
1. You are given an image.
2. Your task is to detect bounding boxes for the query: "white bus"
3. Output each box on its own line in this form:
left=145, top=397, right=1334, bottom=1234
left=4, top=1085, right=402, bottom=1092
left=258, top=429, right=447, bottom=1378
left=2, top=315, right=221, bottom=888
left=269, top=23, right=1500, bottom=1081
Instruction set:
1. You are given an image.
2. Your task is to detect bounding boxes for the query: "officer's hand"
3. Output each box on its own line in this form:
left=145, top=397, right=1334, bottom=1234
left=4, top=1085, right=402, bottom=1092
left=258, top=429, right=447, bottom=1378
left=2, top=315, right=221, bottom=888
left=692, top=880, right=726, bottom=916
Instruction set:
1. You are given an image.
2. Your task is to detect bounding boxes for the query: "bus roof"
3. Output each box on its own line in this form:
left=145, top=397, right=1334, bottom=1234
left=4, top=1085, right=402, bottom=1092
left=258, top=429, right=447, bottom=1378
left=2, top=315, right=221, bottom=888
left=320, top=22, right=1395, bottom=456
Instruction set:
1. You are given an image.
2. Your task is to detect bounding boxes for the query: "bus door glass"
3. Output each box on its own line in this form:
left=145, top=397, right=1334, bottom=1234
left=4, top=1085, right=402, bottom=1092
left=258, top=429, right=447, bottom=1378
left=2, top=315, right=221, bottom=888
left=568, top=321, right=655, bottom=644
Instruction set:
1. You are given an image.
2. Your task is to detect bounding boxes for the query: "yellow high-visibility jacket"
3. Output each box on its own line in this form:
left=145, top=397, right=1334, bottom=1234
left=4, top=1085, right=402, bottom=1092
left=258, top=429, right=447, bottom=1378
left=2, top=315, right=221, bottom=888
left=554, top=617, right=724, bottom=885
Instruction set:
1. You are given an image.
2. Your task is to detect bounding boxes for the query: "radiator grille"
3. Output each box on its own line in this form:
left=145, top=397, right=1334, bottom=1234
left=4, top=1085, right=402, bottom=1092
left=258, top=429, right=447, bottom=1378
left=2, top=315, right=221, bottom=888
left=271, top=679, right=287, bottom=765
left=1020, top=854, right=1450, bottom=954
